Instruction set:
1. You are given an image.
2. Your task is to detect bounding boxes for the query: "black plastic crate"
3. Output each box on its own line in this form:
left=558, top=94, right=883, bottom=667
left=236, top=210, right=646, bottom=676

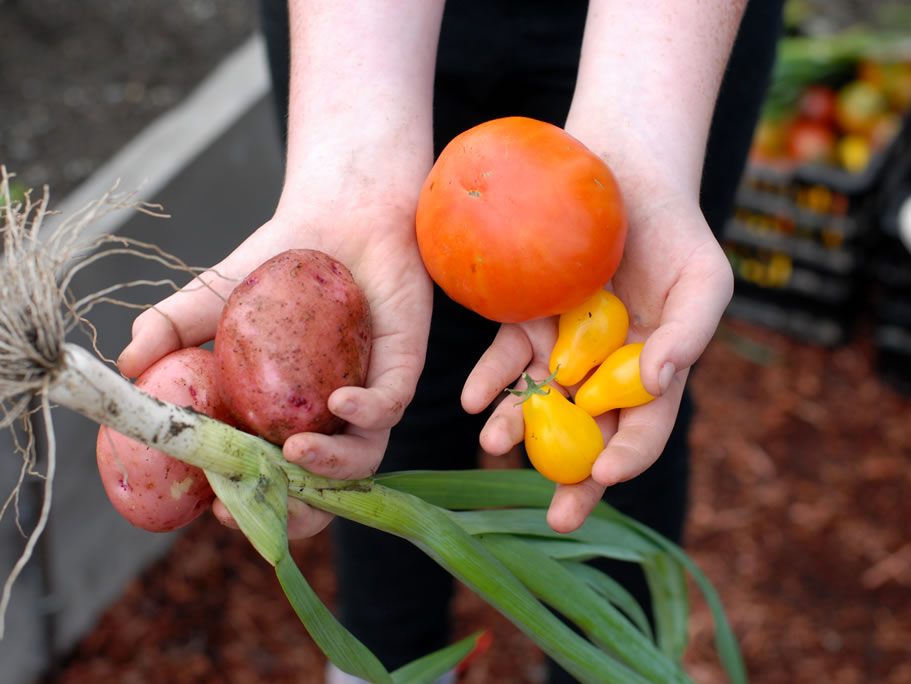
left=722, top=109, right=911, bottom=345
left=870, top=169, right=911, bottom=391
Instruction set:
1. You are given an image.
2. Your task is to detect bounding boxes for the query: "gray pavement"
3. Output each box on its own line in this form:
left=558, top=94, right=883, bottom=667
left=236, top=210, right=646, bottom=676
left=1, top=76, right=283, bottom=684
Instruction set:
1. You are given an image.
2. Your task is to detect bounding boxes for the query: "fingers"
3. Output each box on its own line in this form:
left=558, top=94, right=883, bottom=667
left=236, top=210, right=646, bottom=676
left=212, top=498, right=333, bottom=540
left=478, top=357, right=555, bottom=456
left=286, top=499, right=334, bottom=540
left=546, top=478, right=607, bottom=534
left=591, top=368, right=687, bottom=486
left=117, top=261, right=242, bottom=377
left=283, top=428, right=389, bottom=480
left=461, top=325, right=533, bottom=414
left=328, top=272, right=433, bottom=431
left=328, top=382, right=411, bottom=432
left=638, top=242, right=733, bottom=396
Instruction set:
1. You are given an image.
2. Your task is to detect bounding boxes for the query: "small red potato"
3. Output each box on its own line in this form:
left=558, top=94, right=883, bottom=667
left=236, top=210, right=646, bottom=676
left=214, top=249, right=371, bottom=444
left=96, top=347, right=226, bottom=532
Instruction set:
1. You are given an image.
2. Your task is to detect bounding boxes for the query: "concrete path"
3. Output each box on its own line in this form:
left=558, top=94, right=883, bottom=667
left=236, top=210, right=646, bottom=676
left=1, top=35, right=283, bottom=684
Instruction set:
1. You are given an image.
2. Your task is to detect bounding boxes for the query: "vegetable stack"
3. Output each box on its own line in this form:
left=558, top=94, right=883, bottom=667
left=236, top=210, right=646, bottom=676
left=0, top=166, right=746, bottom=683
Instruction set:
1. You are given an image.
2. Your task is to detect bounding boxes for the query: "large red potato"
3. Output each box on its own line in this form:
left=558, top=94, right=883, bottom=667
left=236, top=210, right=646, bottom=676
left=214, top=249, right=371, bottom=444
left=96, top=348, right=226, bottom=532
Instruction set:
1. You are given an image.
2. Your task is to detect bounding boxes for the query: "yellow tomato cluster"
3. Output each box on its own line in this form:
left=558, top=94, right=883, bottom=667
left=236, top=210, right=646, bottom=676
left=515, top=290, right=655, bottom=485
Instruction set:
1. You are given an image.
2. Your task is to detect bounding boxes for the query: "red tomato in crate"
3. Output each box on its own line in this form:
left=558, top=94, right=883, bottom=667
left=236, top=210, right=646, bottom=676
left=798, top=85, right=838, bottom=124
left=786, top=120, right=836, bottom=165
left=415, top=117, right=627, bottom=323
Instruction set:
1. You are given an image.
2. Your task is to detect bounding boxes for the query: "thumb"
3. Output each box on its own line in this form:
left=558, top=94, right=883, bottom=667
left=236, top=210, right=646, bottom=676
left=117, top=256, right=244, bottom=377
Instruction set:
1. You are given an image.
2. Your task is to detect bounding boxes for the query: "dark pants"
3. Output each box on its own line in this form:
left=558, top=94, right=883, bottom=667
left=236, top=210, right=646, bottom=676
left=257, top=1, right=783, bottom=680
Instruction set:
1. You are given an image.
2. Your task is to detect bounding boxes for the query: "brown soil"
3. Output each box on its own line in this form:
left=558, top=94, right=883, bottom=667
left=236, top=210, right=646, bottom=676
left=40, top=320, right=911, bottom=684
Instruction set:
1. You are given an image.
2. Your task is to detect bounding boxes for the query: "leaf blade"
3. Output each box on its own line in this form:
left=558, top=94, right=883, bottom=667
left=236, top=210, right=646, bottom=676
left=391, top=631, right=485, bottom=684
left=276, top=555, right=392, bottom=683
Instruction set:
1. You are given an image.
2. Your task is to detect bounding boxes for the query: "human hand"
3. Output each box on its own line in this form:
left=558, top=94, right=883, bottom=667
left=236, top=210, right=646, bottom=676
left=118, top=176, right=433, bottom=539
left=461, top=159, right=732, bottom=534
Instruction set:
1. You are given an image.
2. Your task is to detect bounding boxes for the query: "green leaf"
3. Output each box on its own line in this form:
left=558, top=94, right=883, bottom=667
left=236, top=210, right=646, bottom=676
left=562, top=562, right=654, bottom=641
left=205, top=459, right=289, bottom=566
left=377, top=469, right=555, bottom=509
left=643, top=552, right=689, bottom=662
left=590, top=505, right=748, bottom=684
left=521, top=538, right=646, bottom=563
left=391, top=631, right=485, bottom=684
left=289, top=479, right=638, bottom=684
left=209, top=460, right=392, bottom=683
left=451, top=508, right=657, bottom=557
left=276, top=555, right=392, bottom=683
left=480, top=535, right=688, bottom=684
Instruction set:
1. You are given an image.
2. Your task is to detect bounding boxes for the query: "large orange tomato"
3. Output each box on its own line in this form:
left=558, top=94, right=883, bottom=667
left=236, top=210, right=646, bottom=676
left=415, top=117, right=627, bottom=323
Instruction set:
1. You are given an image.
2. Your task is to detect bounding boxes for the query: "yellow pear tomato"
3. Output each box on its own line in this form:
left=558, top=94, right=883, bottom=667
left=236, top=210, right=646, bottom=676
left=510, top=372, right=604, bottom=485
left=549, top=289, right=629, bottom=386
left=574, top=343, right=655, bottom=416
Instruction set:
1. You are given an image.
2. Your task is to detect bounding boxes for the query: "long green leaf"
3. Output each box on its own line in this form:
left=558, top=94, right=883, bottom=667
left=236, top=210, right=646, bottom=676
left=276, top=555, right=392, bottom=683
left=643, top=552, right=689, bottom=661
left=377, top=469, right=554, bottom=508
left=391, top=631, right=484, bottom=684
left=521, top=538, right=646, bottom=563
left=590, top=506, right=747, bottom=684
left=208, top=459, right=392, bottom=683
left=562, top=562, right=654, bottom=641
left=286, top=477, right=640, bottom=684
left=480, top=535, right=688, bottom=684
left=205, top=459, right=289, bottom=565
left=451, top=508, right=657, bottom=556
left=383, top=470, right=747, bottom=683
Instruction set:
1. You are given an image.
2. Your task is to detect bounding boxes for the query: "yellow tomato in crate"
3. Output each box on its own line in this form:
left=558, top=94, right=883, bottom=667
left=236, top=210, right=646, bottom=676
left=837, top=135, right=871, bottom=174
left=835, top=81, right=889, bottom=136
left=574, top=343, right=655, bottom=416
left=860, top=59, right=911, bottom=111
left=510, top=373, right=604, bottom=485
left=549, top=289, right=629, bottom=387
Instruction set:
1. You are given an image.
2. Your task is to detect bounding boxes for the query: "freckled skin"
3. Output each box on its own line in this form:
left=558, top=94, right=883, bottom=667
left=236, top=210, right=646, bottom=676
left=95, top=348, right=227, bottom=532
left=215, top=249, right=372, bottom=444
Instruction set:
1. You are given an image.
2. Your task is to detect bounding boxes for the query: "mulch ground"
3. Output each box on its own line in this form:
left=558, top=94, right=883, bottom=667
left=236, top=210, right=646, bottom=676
left=40, top=319, right=911, bottom=684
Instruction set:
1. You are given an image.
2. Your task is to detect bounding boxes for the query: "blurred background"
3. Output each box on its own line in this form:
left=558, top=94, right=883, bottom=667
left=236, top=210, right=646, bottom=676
left=1, top=0, right=910, bottom=682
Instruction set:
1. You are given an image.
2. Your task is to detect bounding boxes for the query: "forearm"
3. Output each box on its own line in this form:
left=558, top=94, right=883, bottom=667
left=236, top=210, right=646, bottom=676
left=567, top=0, right=748, bottom=199
left=281, top=1, right=445, bottom=211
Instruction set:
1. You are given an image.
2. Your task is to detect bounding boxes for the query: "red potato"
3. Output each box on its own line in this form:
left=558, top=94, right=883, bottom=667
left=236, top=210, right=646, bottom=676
left=214, top=249, right=371, bottom=444
left=96, top=348, right=226, bottom=532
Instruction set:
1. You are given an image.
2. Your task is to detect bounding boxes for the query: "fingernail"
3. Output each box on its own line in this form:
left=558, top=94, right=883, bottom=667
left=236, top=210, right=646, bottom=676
left=658, top=362, right=676, bottom=394
left=337, top=400, right=356, bottom=416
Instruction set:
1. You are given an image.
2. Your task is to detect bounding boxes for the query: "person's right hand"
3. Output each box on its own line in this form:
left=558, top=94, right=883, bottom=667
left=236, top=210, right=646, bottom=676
left=117, top=164, right=434, bottom=540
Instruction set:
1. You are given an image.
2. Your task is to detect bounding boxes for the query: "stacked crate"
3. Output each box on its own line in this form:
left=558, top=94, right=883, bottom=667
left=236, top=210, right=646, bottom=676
left=871, top=147, right=911, bottom=390
left=723, top=114, right=911, bottom=346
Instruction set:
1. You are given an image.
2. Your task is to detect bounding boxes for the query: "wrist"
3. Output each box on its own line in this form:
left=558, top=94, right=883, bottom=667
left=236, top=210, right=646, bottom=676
left=564, top=116, right=699, bottom=211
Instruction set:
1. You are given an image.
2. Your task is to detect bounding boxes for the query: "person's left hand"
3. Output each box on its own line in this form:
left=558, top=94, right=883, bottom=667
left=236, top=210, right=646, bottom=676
left=461, top=177, right=732, bottom=534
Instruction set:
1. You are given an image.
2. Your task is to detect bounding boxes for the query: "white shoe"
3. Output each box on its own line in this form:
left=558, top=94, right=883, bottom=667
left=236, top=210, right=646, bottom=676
left=325, top=662, right=456, bottom=684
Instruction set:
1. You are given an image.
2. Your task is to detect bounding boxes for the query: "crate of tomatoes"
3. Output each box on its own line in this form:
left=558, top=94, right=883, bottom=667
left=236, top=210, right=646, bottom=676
left=723, top=25, right=911, bottom=346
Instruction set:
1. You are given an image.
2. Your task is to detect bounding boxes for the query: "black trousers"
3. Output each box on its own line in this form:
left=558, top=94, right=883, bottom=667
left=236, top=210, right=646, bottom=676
left=257, top=1, right=783, bottom=680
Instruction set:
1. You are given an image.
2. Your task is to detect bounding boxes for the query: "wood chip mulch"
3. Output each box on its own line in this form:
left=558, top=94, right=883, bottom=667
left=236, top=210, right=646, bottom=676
left=42, top=319, right=911, bottom=684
